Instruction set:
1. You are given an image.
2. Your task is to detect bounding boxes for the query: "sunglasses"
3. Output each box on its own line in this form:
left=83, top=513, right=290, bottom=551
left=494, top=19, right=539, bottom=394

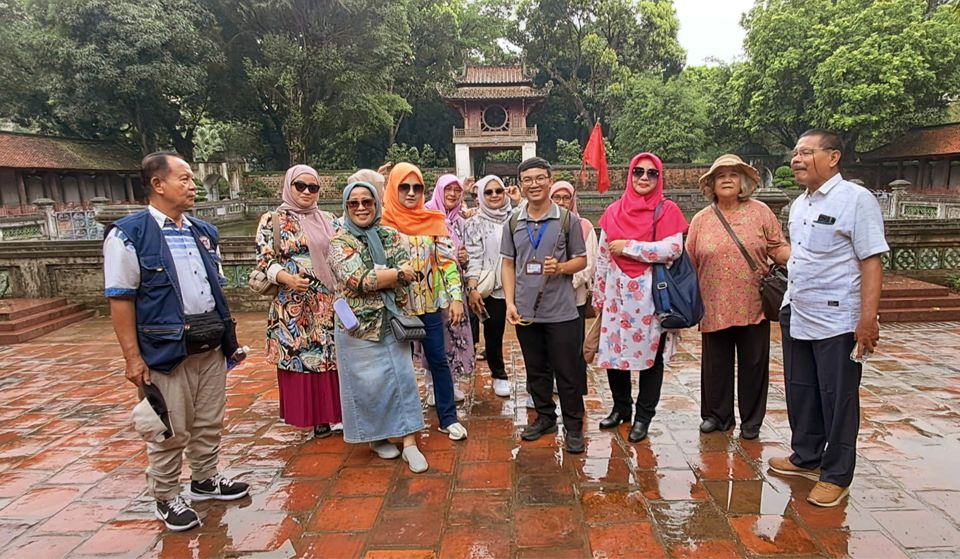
left=346, top=199, right=375, bottom=210
left=399, top=183, right=424, bottom=195
left=293, top=181, right=321, bottom=194
left=484, top=188, right=505, bottom=196
left=632, top=167, right=660, bottom=180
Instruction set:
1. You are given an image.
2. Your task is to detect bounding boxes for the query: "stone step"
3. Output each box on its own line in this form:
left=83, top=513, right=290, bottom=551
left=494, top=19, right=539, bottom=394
left=879, top=307, right=960, bottom=324
left=881, top=276, right=951, bottom=299
left=879, top=296, right=960, bottom=310
left=0, top=303, right=89, bottom=332
left=0, top=298, right=68, bottom=322
left=0, top=309, right=96, bottom=345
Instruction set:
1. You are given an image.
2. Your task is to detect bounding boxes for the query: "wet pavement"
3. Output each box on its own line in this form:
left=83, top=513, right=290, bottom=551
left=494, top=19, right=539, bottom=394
left=1, top=315, right=960, bottom=558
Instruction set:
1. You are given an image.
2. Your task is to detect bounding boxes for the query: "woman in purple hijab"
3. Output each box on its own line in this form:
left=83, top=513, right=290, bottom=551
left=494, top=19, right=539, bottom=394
left=416, top=174, right=475, bottom=405
left=255, top=165, right=342, bottom=439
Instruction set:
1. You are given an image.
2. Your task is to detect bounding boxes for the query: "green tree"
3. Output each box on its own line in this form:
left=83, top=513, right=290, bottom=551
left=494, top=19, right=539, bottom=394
left=730, top=0, right=960, bottom=152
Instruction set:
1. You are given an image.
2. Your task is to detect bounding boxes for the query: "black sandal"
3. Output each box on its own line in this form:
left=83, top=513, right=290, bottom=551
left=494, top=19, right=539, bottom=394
left=313, top=424, right=332, bottom=439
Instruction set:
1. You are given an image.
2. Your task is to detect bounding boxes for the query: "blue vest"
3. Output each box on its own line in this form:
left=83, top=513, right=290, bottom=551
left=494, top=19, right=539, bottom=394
left=107, top=210, right=238, bottom=373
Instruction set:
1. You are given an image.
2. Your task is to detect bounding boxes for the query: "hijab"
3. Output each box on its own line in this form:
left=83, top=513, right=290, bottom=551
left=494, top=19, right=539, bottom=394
left=549, top=181, right=593, bottom=241
left=475, top=175, right=512, bottom=223
left=598, top=153, right=688, bottom=278
left=424, top=174, right=465, bottom=248
left=341, top=181, right=402, bottom=316
left=347, top=169, right=385, bottom=198
left=381, top=163, right=450, bottom=237
left=278, top=164, right=336, bottom=289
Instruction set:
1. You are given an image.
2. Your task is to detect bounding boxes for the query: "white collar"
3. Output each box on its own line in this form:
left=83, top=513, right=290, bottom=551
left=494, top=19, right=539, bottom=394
left=808, top=173, right=843, bottom=197
left=148, top=205, right=192, bottom=229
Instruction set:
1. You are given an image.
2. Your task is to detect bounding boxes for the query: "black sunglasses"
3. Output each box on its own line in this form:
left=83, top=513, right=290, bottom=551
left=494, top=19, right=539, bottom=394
left=632, top=167, right=660, bottom=180
left=484, top=188, right=505, bottom=196
left=293, top=181, right=321, bottom=194
left=399, top=183, right=424, bottom=195
left=346, top=199, right=375, bottom=210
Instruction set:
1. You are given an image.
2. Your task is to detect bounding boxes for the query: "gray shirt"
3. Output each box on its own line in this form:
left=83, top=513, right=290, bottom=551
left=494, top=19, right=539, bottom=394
left=783, top=173, right=889, bottom=340
left=500, top=202, right=587, bottom=323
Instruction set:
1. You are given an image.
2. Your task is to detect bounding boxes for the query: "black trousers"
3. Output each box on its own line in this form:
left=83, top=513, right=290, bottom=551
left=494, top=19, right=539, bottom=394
left=700, top=321, right=771, bottom=431
left=781, top=306, right=862, bottom=488
left=481, top=297, right=507, bottom=380
left=607, top=333, right=667, bottom=424
left=516, top=318, right=586, bottom=432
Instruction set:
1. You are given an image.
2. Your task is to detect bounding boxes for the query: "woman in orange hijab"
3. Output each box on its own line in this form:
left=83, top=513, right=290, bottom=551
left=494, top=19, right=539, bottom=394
left=382, top=163, right=471, bottom=441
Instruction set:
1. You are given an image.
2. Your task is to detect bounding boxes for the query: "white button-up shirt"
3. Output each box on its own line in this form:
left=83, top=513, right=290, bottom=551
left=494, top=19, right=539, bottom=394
left=103, top=205, right=224, bottom=315
left=782, top=174, right=889, bottom=340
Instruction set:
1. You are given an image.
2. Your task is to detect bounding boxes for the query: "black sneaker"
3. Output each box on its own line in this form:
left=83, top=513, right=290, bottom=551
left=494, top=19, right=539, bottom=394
left=156, top=495, right=200, bottom=532
left=189, top=474, right=250, bottom=502
left=565, top=430, right=585, bottom=454
left=521, top=415, right=558, bottom=441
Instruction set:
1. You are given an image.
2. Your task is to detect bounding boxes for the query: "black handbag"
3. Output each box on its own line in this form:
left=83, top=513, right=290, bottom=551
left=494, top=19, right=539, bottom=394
left=389, top=314, right=426, bottom=342
left=710, top=204, right=788, bottom=322
left=185, top=311, right=226, bottom=354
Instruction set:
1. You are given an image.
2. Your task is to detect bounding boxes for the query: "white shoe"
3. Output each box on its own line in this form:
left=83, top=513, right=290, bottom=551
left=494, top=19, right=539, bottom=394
left=402, top=445, right=429, bottom=473
left=454, top=386, right=465, bottom=402
left=370, top=440, right=401, bottom=460
left=427, top=392, right=436, bottom=407
left=440, top=422, right=468, bottom=441
left=525, top=396, right=535, bottom=409
left=494, top=379, right=510, bottom=398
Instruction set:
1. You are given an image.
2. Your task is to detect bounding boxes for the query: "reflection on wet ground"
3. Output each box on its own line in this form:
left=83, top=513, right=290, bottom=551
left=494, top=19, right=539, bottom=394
left=1, top=316, right=960, bottom=557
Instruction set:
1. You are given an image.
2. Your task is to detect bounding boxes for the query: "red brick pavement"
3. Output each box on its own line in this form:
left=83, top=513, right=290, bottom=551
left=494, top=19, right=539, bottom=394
left=1, top=314, right=960, bottom=558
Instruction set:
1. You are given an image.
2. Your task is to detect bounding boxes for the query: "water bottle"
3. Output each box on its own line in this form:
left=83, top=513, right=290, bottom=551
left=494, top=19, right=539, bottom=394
left=227, top=346, right=250, bottom=370
left=333, top=299, right=361, bottom=332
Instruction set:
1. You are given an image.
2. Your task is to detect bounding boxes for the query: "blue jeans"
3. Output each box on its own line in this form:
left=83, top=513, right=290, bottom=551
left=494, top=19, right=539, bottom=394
left=419, top=311, right=459, bottom=429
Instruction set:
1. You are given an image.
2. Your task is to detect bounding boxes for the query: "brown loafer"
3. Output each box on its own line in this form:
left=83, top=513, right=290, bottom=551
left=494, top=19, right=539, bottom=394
left=807, top=481, right=850, bottom=507
left=768, top=456, right=821, bottom=481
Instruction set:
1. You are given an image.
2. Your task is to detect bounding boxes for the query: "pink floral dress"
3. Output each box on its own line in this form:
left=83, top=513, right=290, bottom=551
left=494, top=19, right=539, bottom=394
left=592, top=231, right=684, bottom=371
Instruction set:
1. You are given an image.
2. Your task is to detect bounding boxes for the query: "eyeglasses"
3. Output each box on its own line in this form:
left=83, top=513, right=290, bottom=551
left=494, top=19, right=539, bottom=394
left=346, top=199, right=375, bottom=210
left=519, top=175, right=550, bottom=187
left=293, top=181, right=321, bottom=194
left=399, top=183, right=424, bottom=195
left=484, top=188, right=505, bottom=196
left=632, top=168, right=660, bottom=180
left=552, top=194, right=572, bottom=202
left=791, top=148, right=836, bottom=158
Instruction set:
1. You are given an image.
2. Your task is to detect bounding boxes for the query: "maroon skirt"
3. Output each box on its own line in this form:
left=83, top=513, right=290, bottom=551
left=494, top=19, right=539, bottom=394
left=277, top=369, right=343, bottom=428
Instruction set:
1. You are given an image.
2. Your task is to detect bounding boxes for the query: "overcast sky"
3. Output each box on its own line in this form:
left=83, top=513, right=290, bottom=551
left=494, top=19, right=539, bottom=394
left=674, top=0, right=755, bottom=66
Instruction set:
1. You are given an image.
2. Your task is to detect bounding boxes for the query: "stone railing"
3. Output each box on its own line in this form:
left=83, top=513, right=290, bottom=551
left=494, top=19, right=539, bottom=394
left=880, top=219, right=960, bottom=284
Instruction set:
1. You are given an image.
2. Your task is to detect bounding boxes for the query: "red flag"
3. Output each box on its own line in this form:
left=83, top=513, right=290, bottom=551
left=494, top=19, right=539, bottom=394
left=583, top=123, right=610, bottom=193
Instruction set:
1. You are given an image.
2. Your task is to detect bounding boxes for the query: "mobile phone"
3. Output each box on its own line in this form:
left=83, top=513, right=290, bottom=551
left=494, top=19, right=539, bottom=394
left=479, top=308, right=491, bottom=322
left=849, top=346, right=869, bottom=364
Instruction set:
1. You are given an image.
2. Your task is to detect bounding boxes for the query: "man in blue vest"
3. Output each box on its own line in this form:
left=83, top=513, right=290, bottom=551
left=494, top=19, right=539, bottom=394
left=104, top=152, right=248, bottom=531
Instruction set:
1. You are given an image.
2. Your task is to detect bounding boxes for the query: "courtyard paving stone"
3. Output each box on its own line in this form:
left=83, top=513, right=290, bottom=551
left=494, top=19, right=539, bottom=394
left=0, top=315, right=960, bottom=557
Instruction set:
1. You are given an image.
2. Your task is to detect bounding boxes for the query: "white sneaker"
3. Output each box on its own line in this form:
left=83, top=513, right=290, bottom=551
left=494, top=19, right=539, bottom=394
left=440, top=422, right=468, bottom=441
left=454, top=386, right=465, bottom=402
left=426, top=392, right=436, bottom=407
left=525, top=396, right=535, bottom=409
left=494, top=379, right=511, bottom=398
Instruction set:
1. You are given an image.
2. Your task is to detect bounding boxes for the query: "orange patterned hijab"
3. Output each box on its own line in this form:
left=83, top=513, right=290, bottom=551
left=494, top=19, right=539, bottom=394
left=381, top=163, right=450, bottom=237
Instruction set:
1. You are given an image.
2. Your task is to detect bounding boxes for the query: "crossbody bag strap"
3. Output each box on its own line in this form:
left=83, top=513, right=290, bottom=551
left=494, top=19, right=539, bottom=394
left=272, top=210, right=282, bottom=263
left=710, top=203, right=758, bottom=272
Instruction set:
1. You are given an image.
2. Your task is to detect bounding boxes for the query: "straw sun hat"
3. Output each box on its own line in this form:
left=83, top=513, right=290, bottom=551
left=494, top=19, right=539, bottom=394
left=699, top=154, right=761, bottom=201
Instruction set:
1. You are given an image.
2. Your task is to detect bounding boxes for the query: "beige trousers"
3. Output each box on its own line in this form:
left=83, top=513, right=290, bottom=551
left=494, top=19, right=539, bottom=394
left=142, top=349, right=227, bottom=501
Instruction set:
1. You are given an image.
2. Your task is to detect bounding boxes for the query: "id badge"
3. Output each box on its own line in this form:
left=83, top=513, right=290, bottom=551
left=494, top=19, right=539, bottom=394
left=525, top=260, right=543, bottom=276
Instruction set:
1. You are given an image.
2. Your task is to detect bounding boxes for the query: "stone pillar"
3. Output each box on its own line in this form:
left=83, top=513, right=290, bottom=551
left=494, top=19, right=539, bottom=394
left=889, top=179, right=910, bottom=219
left=455, top=144, right=472, bottom=180
left=896, top=160, right=904, bottom=180
left=45, top=172, right=62, bottom=204
left=521, top=142, right=537, bottom=162
left=89, top=196, right=109, bottom=217
left=78, top=174, right=90, bottom=202
left=14, top=170, right=27, bottom=206
left=919, top=158, right=929, bottom=189
left=124, top=174, right=135, bottom=202
left=34, top=198, right=57, bottom=240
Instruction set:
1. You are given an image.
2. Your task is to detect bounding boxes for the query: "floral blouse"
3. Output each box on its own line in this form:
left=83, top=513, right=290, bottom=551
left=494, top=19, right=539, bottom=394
left=685, top=199, right=789, bottom=333
left=398, top=234, right=463, bottom=315
left=255, top=210, right=339, bottom=373
left=327, top=227, right=411, bottom=342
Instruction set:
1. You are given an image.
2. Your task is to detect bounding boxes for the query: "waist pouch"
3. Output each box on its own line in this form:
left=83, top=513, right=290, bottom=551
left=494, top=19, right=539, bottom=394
left=185, top=311, right=225, bottom=354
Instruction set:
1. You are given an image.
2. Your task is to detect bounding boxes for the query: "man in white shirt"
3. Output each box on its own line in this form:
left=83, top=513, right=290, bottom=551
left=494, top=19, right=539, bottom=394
left=768, top=130, right=888, bottom=508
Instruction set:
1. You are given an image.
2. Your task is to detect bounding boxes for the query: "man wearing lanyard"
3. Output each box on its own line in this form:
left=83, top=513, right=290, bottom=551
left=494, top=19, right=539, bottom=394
left=501, top=157, right=588, bottom=454
left=768, top=130, right=888, bottom=507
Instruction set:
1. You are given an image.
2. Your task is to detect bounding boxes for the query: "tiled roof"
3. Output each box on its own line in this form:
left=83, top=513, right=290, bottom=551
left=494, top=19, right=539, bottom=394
left=442, top=86, right=549, bottom=100
left=0, top=132, right=141, bottom=171
left=861, top=123, right=960, bottom=160
left=457, top=66, right=531, bottom=85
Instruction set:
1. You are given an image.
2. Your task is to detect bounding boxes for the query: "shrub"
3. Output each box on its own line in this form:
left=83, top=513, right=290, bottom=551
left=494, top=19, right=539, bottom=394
left=243, top=180, right=274, bottom=199
left=946, top=273, right=960, bottom=292
left=773, top=166, right=797, bottom=189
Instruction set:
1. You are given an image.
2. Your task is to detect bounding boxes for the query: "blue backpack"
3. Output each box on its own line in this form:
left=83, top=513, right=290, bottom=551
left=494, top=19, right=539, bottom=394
left=651, top=200, right=704, bottom=330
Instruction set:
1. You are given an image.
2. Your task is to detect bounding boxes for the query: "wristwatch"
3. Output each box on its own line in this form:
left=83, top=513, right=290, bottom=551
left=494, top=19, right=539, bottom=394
left=395, top=268, right=408, bottom=286
left=466, top=286, right=477, bottom=294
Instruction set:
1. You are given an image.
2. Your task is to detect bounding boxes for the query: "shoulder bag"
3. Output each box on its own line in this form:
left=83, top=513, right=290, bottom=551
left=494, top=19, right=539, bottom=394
left=248, top=211, right=282, bottom=297
left=389, top=314, right=426, bottom=342
left=710, top=204, right=787, bottom=322
left=651, top=200, right=705, bottom=330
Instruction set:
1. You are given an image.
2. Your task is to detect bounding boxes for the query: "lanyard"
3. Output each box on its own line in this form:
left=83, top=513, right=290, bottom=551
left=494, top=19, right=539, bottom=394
left=525, top=222, right=547, bottom=252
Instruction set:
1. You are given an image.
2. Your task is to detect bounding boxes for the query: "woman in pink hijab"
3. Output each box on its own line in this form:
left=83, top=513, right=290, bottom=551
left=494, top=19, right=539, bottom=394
left=255, top=165, right=342, bottom=439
